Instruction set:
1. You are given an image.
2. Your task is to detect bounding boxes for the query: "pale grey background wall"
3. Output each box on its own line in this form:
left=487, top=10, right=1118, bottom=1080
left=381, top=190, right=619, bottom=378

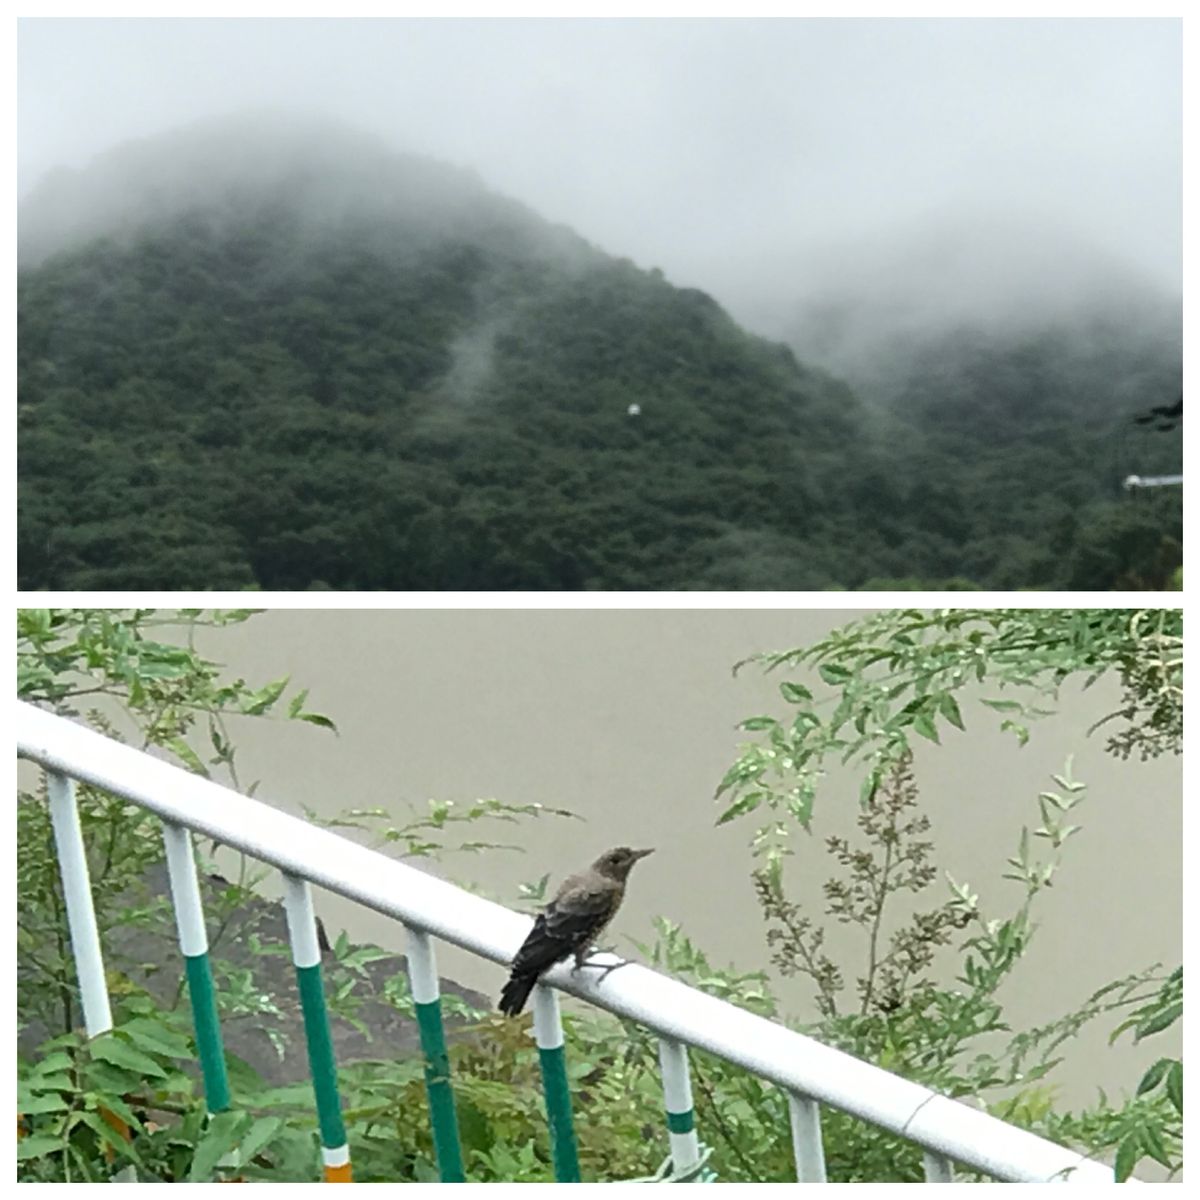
left=163, top=609, right=1178, bottom=1113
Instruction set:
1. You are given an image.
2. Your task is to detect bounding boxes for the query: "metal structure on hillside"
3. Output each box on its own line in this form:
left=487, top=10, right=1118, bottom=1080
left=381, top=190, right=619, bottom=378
left=1122, top=396, right=1183, bottom=492
left=1123, top=473, right=1183, bottom=490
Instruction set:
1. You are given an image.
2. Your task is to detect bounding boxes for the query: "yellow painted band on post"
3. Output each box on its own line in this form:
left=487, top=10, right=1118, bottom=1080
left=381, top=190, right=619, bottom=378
left=323, top=1161, right=353, bottom=1182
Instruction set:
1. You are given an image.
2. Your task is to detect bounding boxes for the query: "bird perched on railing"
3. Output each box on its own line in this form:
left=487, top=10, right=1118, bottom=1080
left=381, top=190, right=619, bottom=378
left=499, top=846, right=654, bottom=1016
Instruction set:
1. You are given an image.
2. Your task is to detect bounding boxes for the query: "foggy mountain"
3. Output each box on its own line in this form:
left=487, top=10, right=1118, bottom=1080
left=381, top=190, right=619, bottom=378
left=747, top=216, right=1180, bottom=404
left=18, top=111, right=598, bottom=272
left=737, top=215, right=1183, bottom=591
left=17, top=114, right=1181, bottom=591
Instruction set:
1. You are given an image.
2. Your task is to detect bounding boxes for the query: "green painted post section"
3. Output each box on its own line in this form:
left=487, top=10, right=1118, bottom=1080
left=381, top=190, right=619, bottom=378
left=294, top=962, right=348, bottom=1154
left=183, top=952, right=231, bottom=1113
left=667, top=1109, right=695, bottom=1135
left=414, top=1000, right=466, bottom=1181
left=537, top=1044, right=581, bottom=1182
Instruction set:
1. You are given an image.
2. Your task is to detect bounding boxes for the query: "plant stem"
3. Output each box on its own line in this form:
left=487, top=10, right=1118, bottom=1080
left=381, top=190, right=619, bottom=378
left=862, top=833, right=893, bottom=1016
left=690, top=1055, right=760, bottom=1180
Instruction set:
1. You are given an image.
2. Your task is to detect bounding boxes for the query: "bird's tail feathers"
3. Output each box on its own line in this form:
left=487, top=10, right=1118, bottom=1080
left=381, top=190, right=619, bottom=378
left=498, top=971, right=538, bottom=1017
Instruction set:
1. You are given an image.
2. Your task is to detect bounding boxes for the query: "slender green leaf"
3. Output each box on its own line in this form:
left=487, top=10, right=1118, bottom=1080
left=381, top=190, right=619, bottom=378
left=1166, top=1061, right=1182, bottom=1115
left=165, top=737, right=207, bottom=777
left=17, top=1134, right=66, bottom=1161
left=716, top=792, right=765, bottom=826
left=1136, top=1001, right=1182, bottom=1040
left=89, top=1035, right=168, bottom=1079
left=189, top=1111, right=252, bottom=1181
left=817, top=664, right=852, bottom=685
left=242, top=677, right=289, bottom=716
left=938, top=692, right=965, bottom=730
left=912, top=713, right=940, bottom=743
left=238, top=1116, right=285, bottom=1166
left=738, top=716, right=779, bottom=732
left=1136, top=1057, right=1171, bottom=1095
left=299, top=713, right=337, bottom=731
left=30, top=1051, right=75, bottom=1076
left=17, top=1092, right=70, bottom=1115
left=120, top=1018, right=193, bottom=1060
left=1137, top=1121, right=1173, bottom=1169
left=78, top=1111, right=145, bottom=1167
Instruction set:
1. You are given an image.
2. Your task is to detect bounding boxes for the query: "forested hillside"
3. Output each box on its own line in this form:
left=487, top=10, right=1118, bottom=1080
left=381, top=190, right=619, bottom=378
left=780, top=264, right=1183, bottom=591
left=17, top=117, right=1182, bottom=590
left=876, top=324, right=1181, bottom=591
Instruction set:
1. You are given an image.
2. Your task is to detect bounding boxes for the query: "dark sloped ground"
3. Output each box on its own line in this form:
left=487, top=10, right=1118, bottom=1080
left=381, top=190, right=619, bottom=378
left=19, top=863, right=491, bottom=1088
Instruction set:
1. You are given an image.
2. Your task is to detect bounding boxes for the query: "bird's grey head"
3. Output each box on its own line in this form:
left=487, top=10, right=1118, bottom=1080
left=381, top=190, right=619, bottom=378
left=593, top=846, right=654, bottom=881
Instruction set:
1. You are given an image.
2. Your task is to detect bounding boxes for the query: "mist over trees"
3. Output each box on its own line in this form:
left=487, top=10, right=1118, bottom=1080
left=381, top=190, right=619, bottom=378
left=17, top=115, right=1182, bottom=591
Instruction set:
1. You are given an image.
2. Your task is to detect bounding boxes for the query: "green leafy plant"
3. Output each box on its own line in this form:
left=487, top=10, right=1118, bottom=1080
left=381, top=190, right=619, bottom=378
left=719, top=607, right=1181, bottom=882
left=17, top=609, right=345, bottom=1181
left=1102, top=967, right=1183, bottom=1180
left=755, top=755, right=970, bottom=1021
left=18, top=610, right=336, bottom=1038
left=716, top=609, right=1181, bottom=1181
left=309, top=796, right=581, bottom=863
left=640, top=755, right=1174, bottom=1183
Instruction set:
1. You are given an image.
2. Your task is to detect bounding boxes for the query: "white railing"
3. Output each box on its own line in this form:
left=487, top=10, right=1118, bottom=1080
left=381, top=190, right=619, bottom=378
left=16, top=701, right=1118, bottom=1183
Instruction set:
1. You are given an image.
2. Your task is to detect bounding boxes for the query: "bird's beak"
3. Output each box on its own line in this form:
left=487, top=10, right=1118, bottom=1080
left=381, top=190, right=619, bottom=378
left=633, top=848, right=655, bottom=860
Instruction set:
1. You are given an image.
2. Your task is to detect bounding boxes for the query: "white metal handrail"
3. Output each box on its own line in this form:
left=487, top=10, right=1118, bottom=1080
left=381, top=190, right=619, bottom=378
left=16, top=701, right=1117, bottom=1183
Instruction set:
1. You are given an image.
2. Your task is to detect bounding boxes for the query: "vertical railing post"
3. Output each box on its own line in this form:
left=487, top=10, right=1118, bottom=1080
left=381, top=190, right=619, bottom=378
left=532, top=985, right=581, bottom=1182
left=281, top=873, right=352, bottom=1182
left=47, top=772, right=113, bottom=1036
left=162, top=823, right=231, bottom=1113
left=657, top=1037, right=701, bottom=1175
left=924, top=1150, right=955, bottom=1182
left=404, top=925, right=466, bottom=1181
left=787, top=1091, right=827, bottom=1182
left=46, top=771, right=136, bottom=1181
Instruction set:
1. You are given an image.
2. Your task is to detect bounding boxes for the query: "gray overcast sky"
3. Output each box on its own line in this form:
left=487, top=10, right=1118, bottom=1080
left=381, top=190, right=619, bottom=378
left=17, top=17, right=1181, bottom=323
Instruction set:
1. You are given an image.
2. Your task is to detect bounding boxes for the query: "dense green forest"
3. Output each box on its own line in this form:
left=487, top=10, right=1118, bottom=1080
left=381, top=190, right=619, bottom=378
left=17, top=120, right=1182, bottom=590
left=803, top=314, right=1183, bottom=591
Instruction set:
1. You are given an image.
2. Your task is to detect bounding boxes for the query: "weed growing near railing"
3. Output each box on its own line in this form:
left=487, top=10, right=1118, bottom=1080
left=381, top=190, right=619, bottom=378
left=715, top=607, right=1182, bottom=1181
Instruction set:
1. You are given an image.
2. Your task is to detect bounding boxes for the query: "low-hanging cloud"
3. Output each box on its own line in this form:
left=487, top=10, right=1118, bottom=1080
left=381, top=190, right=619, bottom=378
left=18, top=17, right=1181, bottom=343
